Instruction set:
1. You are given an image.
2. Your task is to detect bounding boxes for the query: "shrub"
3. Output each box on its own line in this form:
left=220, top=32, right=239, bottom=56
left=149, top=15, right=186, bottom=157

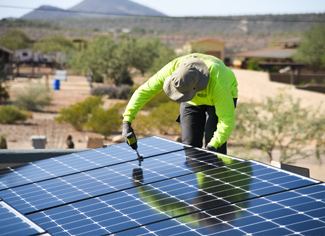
left=134, top=101, right=181, bottom=135
left=91, top=85, right=132, bottom=99
left=142, top=91, right=171, bottom=110
left=0, top=83, right=9, bottom=104
left=14, top=83, right=52, bottom=111
left=247, top=59, right=262, bottom=71
left=232, top=92, right=325, bottom=164
left=0, top=105, right=28, bottom=124
left=56, top=96, right=103, bottom=131
left=85, top=104, right=121, bottom=138
left=92, top=72, right=104, bottom=83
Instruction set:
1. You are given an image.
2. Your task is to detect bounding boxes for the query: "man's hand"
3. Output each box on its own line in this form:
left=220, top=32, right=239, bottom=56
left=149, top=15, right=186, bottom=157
left=206, top=145, right=218, bottom=152
left=122, top=122, right=138, bottom=149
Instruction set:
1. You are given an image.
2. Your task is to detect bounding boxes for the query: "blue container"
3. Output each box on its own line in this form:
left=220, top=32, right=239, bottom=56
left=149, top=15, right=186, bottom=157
left=53, top=79, right=60, bottom=90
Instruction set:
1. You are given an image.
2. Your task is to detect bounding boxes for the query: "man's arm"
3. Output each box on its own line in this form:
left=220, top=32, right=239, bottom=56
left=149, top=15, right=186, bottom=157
left=207, top=77, right=236, bottom=149
left=122, top=62, right=175, bottom=123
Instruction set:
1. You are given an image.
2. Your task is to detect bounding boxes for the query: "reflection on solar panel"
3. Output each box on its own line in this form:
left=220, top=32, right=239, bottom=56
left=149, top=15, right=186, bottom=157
left=0, top=136, right=324, bottom=235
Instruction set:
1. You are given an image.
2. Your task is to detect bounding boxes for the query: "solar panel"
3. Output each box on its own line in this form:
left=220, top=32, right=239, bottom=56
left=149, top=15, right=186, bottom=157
left=0, top=136, right=324, bottom=236
left=0, top=199, right=47, bottom=236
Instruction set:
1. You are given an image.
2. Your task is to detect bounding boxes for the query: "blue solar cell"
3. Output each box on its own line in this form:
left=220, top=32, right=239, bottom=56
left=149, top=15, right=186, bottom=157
left=25, top=162, right=323, bottom=235
left=119, top=184, right=325, bottom=236
left=0, top=137, right=324, bottom=236
left=0, top=200, right=45, bottom=236
left=0, top=137, right=191, bottom=190
left=0, top=147, right=241, bottom=214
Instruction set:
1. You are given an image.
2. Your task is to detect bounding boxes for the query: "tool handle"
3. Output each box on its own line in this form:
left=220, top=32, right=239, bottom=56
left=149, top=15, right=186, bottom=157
left=126, top=132, right=137, bottom=150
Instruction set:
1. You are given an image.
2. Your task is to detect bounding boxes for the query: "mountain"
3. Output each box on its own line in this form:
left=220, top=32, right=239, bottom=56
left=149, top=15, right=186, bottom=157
left=20, top=0, right=166, bottom=19
left=21, top=5, right=76, bottom=19
left=69, top=0, right=166, bottom=17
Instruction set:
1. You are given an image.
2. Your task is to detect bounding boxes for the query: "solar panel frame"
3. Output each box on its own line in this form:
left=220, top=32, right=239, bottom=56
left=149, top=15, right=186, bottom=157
left=19, top=160, right=321, bottom=235
left=0, top=136, right=324, bottom=236
left=0, top=199, right=47, bottom=236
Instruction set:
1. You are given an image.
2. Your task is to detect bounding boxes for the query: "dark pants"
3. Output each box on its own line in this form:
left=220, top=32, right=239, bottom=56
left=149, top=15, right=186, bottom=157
left=177, top=99, right=237, bottom=155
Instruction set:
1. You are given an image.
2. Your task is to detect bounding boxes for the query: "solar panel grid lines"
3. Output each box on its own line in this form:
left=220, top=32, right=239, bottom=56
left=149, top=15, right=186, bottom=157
left=0, top=136, right=325, bottom=236
left=119, top=184, right=325, bottom=236
left=1, top=147, right=240, bottom=215
left=0, top=199, right=47, bottom=236
left=26, top=161, right=318, bottom=235
left=24, top=160, right=247, bottom=234
left=0, top=136, right=190, bottom=190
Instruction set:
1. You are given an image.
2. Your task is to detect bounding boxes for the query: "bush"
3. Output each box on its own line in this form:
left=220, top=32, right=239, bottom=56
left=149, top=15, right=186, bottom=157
left=14, top=83, right=52, bottom=111
left=0, top=83, right=9, bottom=104
left=91, top=85, right=132, bottom=99
left=85, top=104, right=121, bottom=138
left=232, top=92, right=325, bottom=164
left=247, top=59, right=262, bottom=71
left=56, top=96, right=103, bottom=131
left=142, top=91, right=171, bottom=110
left=0, top=105, right=28, bottom=124
left=57, top=96, right=124, bottom=137
left=134, top=101, right=181, bottom=135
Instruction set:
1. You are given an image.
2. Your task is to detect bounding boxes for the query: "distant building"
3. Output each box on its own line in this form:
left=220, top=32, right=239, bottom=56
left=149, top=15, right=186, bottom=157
left=0, top=46, right=13, bottom=64
left=176, top=38, right=225, bottom=61
left=233, top=37, right=301, bottom=68
left=13, top=49, right=54, bottom=64
left=0, top=45, right=13, bottom=77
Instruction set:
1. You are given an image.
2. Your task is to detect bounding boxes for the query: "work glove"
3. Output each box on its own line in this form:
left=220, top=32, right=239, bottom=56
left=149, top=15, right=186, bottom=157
left=122, top=121, right=138, bottom=150
left=206, top=145, right=218, bottom=152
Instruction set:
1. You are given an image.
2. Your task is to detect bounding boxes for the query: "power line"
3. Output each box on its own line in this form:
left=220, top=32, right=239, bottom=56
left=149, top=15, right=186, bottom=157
left=0, top=4, right=324, bottom=23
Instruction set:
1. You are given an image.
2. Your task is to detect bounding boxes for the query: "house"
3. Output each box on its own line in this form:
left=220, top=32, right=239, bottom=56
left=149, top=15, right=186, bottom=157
left=233, top=38, right=325, bottom=92
left=0, top=46, right=13, bottom=77
left=13, top=49, right=54, bottom=64
left=176, top=38, right=225, bottom=61
left=233, top=37, right=301, bottom=68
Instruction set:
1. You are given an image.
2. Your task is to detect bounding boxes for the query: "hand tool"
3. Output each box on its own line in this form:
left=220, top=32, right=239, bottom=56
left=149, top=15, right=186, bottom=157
left=126, top=132, right=143, bottom=167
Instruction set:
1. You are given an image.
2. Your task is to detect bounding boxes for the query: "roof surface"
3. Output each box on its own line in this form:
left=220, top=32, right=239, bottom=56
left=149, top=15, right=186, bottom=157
left=0, top=136, right=324, bottom=235
left=234, top=46, right=296, bottom=59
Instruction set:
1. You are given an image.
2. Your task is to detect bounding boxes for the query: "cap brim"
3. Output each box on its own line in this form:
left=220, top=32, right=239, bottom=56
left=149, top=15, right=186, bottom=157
left=163, top=75, right=197, bottom=102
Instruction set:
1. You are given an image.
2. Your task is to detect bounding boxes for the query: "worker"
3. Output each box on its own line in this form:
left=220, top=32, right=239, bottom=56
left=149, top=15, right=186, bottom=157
left=122, top=53, right=238, bottom=154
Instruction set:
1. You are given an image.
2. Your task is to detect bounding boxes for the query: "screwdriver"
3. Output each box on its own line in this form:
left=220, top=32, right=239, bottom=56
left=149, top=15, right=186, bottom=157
left=126, top=132, right=143, bottom=167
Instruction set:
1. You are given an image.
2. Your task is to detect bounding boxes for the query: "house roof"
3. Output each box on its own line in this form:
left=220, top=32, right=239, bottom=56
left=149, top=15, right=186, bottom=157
left=0, top=45, right=13, bottom=54
left=234, top=46, right=296, bottom=59
left=277, top=37, right=301, bottom=44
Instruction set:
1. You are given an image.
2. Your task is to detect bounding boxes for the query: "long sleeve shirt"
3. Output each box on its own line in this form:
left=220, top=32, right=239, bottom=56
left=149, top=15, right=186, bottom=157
left=123, top=53, right=238, bottom=148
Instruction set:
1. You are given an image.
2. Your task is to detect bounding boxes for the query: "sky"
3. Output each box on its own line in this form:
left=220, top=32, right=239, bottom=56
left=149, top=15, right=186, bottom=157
left=0, top=0, right=324, bottom=19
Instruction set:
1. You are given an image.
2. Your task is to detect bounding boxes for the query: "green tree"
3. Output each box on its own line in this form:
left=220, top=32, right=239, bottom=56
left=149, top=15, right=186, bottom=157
left=125, top=37, right=160, bottom=75
left=294, top=24, right=325, bottom=70
left=233, top=92, right=324, bottom=164
left=70, top=36, right=175, bottom=86
left=148, top=39, right=176, bottom=75
left=33, top=35, right=75, bottom=68
left=70, top=35, right=131, bottom=86
left=0, top=28, right=30, bottom=50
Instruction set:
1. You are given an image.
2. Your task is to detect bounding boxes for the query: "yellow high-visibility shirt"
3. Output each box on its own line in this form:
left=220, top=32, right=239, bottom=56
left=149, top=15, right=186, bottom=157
left=123, top=53, right=238, bottom=148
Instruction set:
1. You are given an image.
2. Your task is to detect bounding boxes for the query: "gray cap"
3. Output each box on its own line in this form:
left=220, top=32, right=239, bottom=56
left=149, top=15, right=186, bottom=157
left=163, top=58, right=210, bottom=102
